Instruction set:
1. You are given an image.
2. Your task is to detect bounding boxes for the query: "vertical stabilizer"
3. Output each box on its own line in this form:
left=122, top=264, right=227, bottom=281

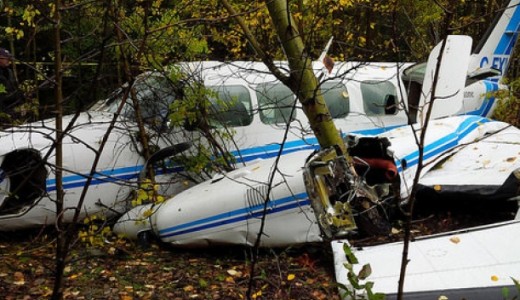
left=419, top=35, right=472, bottom=125
left=468, top=0, right=520, bottom=80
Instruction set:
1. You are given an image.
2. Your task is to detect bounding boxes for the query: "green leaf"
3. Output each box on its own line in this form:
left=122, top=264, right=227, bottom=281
left=502, top=286, right=510, bottom=299
left=512, top=277, right=520, bottom=291
left=198, top=278, right=208, bottom=288
left=343, top=243, right=359, bottom=264
left=347, top=271, right=362, bottom=290
left=343, top=262, right=353, bottom=272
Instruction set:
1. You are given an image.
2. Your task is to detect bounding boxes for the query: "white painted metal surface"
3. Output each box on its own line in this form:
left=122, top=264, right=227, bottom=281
left=115, top=115, right=520, bottom=248
left=332, top=220, right=520, bottom=299
left=418, top=35, right=472, bottom=125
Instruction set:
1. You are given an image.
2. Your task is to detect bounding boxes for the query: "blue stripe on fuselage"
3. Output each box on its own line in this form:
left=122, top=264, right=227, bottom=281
left=464, top=81, right=497, bottom=117
left=158, top=116, right=490, bottom=240
left=46, top=165, right=143, bottom=192
left=45, top=110, right=493, bottom=196
left=232, top=124, right=404, bottom=164
left=158, top=193, right=310, bottom=239
left=395, top=116, right=489, bottom=172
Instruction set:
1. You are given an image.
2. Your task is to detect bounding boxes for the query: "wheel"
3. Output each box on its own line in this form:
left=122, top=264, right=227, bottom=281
left=352, top=197, right=391, bottom=237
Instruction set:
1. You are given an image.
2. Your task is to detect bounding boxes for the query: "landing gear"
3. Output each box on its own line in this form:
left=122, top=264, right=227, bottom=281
left=303, top=144, right=396, bottom=240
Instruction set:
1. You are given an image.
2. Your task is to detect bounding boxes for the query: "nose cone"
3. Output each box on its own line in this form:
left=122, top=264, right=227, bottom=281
left=113, top=203, right=156, bottom=239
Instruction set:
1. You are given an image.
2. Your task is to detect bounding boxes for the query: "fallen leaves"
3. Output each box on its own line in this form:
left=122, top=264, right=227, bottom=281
left=13, top=272, right=25, bottom=286
left=226, top=268, right=242, bottom=277
left=294, top=252, right=318, bottom=271
left=0, top=232, right=340, bottom=300
left=449, top=236, right=461, bottom=244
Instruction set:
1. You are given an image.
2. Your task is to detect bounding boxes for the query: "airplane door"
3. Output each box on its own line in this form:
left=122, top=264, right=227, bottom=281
left=418, top=35, right=472, bottom=125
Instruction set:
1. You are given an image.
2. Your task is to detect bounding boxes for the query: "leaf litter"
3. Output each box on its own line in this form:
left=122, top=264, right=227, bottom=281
left=0, top=229, right=340, bottom=299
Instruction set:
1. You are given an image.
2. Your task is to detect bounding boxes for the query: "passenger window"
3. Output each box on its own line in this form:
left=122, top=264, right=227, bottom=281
left=360, top=81, right=398, bottom=115
left=256, top=83, right=296, bottom=125
left=321, top=81, right=349, bottom=118
left=208, top=85, right=253, bottom=127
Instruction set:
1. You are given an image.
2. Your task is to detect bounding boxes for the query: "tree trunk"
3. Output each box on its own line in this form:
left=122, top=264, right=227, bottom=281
left=265, top=0, right=346, bottom=154
left=51, top=0, right=66, bottom=298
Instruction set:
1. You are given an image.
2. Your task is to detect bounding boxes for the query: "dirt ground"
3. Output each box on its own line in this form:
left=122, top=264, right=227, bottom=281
left=0, top=229, right=341, bottom=300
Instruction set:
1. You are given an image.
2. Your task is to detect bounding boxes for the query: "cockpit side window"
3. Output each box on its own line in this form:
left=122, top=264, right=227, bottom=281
left=207, top=85, right=253, bottom=127
left=137, top=77, right=176, bottom=120
left=102, top=73, right=179, bottom=127
left=321, top=81, right=349, bottom=118
left=402, top=63, right=426, bottom=123
left=360, top=80, right=398, bottom=116
left=256, top=82, right=296, bottom=125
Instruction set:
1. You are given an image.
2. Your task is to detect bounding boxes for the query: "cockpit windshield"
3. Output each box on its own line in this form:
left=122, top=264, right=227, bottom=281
left=90, top=72, right=180, bottom=126
left=402, top=62, right=426, bottom=84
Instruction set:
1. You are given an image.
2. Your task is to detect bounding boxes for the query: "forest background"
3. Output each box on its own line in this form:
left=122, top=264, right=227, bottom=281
left=1, top=0, right=519, bottom=125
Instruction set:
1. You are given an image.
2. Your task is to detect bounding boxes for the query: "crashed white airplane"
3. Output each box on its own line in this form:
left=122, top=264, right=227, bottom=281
left=114, top=115, right=520, bottom=245
left=114, top=1, right=520, bottom=298
left=0, top=0, right=519, bottom=232
left=115, top=115, right=520, bottom=295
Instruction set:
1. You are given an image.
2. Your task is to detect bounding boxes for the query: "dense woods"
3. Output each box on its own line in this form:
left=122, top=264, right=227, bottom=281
left=0, top=0, right=515, bottom=120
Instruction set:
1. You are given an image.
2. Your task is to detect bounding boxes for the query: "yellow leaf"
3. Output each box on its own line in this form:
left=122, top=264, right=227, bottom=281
left=358, top=36, right=367, bottom=46
left=225, top=276, right=235, bottom=283
left=287, top=274, right=296, bottom=281
left=13, top=272, right=25, bottom=285
left=252, top=290, right=262, bottom=299
left=183, top=285, right=194, bottom=292
left=449, top=237, right=460, bottom=244
left=142, top=209, right=153, bottom=218
left=227, top=269, right=238, bottom=276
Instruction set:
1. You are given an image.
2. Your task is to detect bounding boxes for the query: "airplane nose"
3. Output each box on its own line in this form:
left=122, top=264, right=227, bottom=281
left=113, top=203, right=155, bottom=239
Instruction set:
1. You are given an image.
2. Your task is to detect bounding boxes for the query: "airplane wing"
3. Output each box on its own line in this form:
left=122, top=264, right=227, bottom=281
left=332, top=220, right=520, bottom=299
left=418, top=124, right=520, bottom=199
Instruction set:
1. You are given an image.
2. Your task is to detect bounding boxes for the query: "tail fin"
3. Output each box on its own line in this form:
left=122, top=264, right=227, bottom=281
left=468, top=0, right=520, bottom=80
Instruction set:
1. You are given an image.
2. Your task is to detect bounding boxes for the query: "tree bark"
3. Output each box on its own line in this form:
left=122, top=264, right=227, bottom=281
left=265, top=0, right=346, bottom=154
left=51, top=0, right=65, bottom=298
